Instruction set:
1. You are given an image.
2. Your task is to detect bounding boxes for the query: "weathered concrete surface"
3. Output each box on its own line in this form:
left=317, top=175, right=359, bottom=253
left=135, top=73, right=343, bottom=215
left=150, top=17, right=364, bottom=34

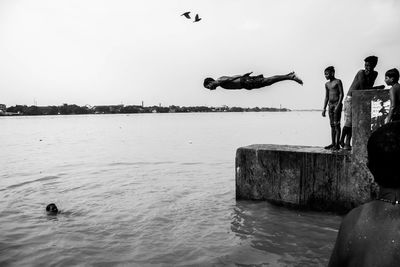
left=352, top=89, right=390, bottom=164
left=236, top=89, right=389, bottom=213
left=236, top=145, right=373, bottom=212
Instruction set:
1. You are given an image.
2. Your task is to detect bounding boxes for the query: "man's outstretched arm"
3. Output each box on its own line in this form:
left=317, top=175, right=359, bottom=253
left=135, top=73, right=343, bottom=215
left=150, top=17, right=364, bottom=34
left=242, top=71, right=253, bottom=77
left=217, top=72, right=253, bottom=85
left=226, top=72, right=252, bottom=82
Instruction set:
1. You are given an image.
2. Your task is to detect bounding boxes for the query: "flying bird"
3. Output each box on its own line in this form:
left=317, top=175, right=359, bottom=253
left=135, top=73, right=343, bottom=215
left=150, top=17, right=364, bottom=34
left=193, top=14, right=201, bottom=22
left=181, top=11, right=191, bottom=19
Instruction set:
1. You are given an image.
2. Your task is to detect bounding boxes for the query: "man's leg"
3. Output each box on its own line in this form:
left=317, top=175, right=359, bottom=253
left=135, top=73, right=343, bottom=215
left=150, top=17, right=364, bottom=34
left=324, top=126, right=335, bottom=149
left=261, top=72, right=303, bottom=87
left=340, top=126, right=351, bottom=148
left=334, top=123, right=341, bottom=150
left=325, top=106, right=336, bottom=149
left=333, top=103, right=343, bottom=150
left=339, top=127, right=347, bottom=148
left=344, top=128, right=352, bottom=150
left=342, top=97, right=352, bottom=150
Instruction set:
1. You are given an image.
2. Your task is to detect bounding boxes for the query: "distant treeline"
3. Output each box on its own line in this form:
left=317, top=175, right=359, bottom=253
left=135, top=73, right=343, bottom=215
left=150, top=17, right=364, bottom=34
left=3, top=104, right=290, bottom=116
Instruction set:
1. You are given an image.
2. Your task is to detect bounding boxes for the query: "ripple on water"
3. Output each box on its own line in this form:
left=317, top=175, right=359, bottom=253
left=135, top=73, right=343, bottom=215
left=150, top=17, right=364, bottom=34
left=5, top=175, right=60, bottom=190
left=108, top=161, right=175, bottom=166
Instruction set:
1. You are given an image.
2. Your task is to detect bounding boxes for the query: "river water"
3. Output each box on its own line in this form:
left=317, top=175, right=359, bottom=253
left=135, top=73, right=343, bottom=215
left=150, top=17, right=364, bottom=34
left=0, top=112, right=341, bottom=266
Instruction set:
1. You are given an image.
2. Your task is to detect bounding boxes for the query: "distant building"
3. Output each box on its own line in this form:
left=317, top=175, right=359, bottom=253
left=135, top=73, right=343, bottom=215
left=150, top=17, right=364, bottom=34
left=0, top=104, right=6, bottom=114
left=94, top=105, right=123, bottom=114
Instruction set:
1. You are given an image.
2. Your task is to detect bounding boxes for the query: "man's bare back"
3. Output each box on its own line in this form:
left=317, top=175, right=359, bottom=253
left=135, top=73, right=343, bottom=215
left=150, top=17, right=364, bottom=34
left=329, top=198, right=400, bottom=267
left=387, top=83, right=400, bottom=122
left=391, top=83, right=400, bottom=103
left=216, top=75, right=244, bottom=89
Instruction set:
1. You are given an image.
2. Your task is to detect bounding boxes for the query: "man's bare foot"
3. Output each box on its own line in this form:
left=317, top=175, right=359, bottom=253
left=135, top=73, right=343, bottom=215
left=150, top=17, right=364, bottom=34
left=290, top=72, right=303, bottom=85
left=343, top=144, right=352, bottom=150
left=339, top=141, right=345, bottom=148
left=324, top=144, right=335, bottom=149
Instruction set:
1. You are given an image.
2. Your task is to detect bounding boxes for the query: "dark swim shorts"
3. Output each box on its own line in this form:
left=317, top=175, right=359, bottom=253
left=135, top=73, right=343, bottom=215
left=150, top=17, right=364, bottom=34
left=240, top=75, right=264, bottom=89
left=328, top=102, right=342, bottom=126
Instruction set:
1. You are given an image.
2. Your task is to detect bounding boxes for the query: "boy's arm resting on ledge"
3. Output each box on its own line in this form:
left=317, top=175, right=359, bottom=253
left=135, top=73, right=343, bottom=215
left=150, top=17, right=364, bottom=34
left=370, top=85, right=385, bottom=90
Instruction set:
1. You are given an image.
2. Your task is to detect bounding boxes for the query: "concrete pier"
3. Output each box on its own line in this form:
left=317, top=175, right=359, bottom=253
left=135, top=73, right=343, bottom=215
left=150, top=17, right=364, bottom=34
left=235, top=89, right=389, bottom=213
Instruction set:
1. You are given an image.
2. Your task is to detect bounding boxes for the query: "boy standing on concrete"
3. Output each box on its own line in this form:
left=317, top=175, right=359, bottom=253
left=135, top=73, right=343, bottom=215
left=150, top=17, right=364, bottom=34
left=322, top=66, right=344, bottom=150
left=339, top=56, right=384, bottom=150
left=328, top=122, right=400, bottom=266
left=385, top=68, right=400, bottom=123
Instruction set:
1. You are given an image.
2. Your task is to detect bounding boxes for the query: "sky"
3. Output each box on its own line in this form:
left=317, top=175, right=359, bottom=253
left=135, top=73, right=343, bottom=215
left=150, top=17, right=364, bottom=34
left=0, top=0, right=399, bottom=109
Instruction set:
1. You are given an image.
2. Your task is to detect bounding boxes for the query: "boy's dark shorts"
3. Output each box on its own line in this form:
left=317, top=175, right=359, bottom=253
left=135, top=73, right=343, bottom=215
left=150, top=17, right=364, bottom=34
left=329, top=103, right=342, bottom=127
left=240, top=75, right=264, bottom=89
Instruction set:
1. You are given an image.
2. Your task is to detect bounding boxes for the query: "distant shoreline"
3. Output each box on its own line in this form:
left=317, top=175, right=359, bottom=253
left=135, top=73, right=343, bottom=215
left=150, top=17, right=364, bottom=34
left=291, top=109, right=322, bottom=112
left=0, top=104, right=293, bottom=116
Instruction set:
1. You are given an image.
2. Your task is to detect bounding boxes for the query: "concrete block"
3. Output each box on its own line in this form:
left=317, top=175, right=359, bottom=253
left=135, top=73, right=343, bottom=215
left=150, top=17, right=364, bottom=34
left=235, top=89, right=389, bottom=213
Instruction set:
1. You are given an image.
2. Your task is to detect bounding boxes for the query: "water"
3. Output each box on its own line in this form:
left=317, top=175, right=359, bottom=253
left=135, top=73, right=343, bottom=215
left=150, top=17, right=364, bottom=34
left=0, top=112, right=341, bottom=266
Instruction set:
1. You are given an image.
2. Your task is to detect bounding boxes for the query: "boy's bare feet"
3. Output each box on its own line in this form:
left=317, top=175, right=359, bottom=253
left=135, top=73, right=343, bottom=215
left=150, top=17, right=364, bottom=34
left=290, top=72, right=303, bottom=85
left=339, top=141, right=345, bottom=148
left=324, top=144, right=335, bottom=149
left=343, top=144, right=352, bottom=150
left=332, top=145, right=340, bottom=151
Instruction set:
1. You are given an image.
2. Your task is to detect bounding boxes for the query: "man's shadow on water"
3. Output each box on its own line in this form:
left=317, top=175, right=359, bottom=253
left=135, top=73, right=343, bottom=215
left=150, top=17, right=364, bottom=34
left=230, top=200, right=340, bottom=262
left=228, top=201, right=297, bottom=266
left=231, top=200, right=292, bottom=248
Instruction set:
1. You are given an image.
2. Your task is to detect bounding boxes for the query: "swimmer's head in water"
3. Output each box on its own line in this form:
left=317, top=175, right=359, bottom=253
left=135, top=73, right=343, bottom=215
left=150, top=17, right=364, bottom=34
left=46, top=203, right=58, bottom=214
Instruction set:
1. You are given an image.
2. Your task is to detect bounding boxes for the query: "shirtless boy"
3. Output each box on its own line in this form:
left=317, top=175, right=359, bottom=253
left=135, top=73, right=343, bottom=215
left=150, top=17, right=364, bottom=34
left=203, top=71, right=303, bottom=90
left=322, top=66, right=344, bottom=150
left=385, top=68, right=400, bottom=123
left=339, top=56, right=384, bottom=150
left=329, top=121, right=400, bottom=267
